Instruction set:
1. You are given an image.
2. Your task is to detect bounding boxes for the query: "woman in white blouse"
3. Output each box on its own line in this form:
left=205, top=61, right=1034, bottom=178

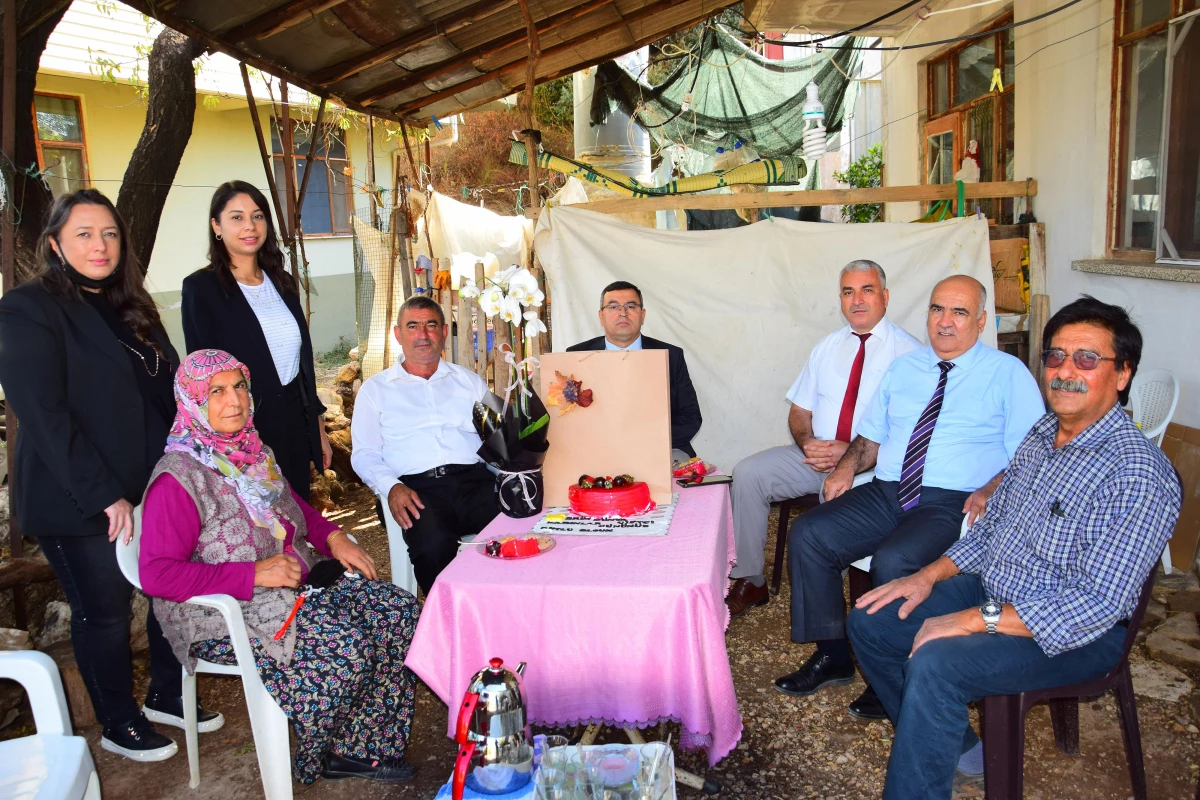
left=182, top=181, right=330, bottom=499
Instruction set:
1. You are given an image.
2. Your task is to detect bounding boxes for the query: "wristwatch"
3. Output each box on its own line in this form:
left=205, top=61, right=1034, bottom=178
left=980, top=599, right=1003, bottom=634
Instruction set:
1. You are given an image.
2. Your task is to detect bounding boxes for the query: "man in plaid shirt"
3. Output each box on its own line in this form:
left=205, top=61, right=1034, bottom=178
left=847, top=296, right=1182, bottom=800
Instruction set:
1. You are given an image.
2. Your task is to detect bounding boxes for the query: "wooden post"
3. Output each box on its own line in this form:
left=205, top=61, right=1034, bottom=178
left=2, top=0, right=26, bottom=629
left=493, top=319, right=513, bottom=394
left=456, top=288, right=475, bottom=369
left=1026, top=222, right=1049, bottom=382
left=239, top=62, right=290, bottom=245
left=366, top=114, right=378, bottom=228
left=280, top=80, right=301, bottom=290
left=439, top=286, right=455, bottom=363
left=474, top=262, right=489, bottom=384
left=516, top=0, right=541, bottom=225
left=400, top=120, right=420, bottom=188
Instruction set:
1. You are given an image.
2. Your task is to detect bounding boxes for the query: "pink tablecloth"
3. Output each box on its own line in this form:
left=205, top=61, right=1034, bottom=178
left=404, top=483, right=742, bottom=767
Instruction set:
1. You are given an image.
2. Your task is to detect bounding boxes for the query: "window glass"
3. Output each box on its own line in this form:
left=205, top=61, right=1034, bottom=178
left=330, top=163, right=351, bottom=232
left=1116, top=33, right=1167, bottom=250
left=270, top=120, right=283, bottom=154
left=327, top=127, right=347, bottom=159
left=1124, top=0, right=1170, bottom=35
left=297, top=160, right=332, bottom=235
left=965, top=97, right=996, bottom=218
left=956, top=37, right=995, bottom=105
left=35, top=95, right=83, bottom=143
left=927, top=131, right=955, bottom=184
left=40, top=147, right=86, bottom=195
left=933, top=60, right=949, bottom=116
left=1161, top=20, right=1200, bottom=259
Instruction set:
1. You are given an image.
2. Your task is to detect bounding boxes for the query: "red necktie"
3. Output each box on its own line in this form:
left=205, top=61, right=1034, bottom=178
left=835, top=332, right=871, bottom=443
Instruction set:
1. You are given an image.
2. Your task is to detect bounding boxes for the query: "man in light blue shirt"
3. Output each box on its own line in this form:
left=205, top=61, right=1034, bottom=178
left=774, top=275, right=1045, bottom=720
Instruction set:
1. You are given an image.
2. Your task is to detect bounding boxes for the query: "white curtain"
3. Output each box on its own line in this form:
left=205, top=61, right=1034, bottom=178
left=535, top=209, right=997, bottom=469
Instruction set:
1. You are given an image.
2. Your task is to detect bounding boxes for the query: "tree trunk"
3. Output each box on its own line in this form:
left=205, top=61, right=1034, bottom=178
left=115, top=28, right=205, bottom=273
left=0, top=1, right=70, bottom=285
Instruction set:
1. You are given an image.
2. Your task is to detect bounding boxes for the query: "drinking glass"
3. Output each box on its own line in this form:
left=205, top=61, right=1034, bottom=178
left=635, top=743, right=672, bottom=799
left=574, top=760, right=606, bottom=800
left=534, top=767, right=566, bottom=800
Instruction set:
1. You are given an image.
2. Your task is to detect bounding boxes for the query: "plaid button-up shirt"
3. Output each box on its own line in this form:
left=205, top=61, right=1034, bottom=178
left=946, top=404, right=1182, bottom=657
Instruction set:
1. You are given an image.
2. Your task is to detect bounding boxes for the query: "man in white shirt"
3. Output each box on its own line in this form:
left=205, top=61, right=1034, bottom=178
left=728, top=261, right=922, bottom=619
left=351, top=296, right=497, bottom=593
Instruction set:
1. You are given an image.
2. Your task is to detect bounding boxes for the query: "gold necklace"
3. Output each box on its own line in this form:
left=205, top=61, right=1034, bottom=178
left=118, top=339, right=161, bottom=377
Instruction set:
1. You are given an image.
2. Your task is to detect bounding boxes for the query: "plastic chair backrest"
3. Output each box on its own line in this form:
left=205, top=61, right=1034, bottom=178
left=0, top=651, right=72, bottom=736
left=114, top=505, right=144, bottom=590
left=1130, top=369, right=1179, bottom=447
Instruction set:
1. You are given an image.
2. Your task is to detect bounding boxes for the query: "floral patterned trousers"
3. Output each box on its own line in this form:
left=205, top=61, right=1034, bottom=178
left=191, top=578, right=420, bottom=783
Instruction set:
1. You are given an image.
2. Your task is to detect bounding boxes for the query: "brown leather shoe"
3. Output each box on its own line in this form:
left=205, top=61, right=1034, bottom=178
left=727, top=578, right=769, bottom=618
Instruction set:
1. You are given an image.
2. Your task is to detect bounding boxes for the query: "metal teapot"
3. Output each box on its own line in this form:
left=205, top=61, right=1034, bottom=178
left=452, top=657, right=533, bottom=799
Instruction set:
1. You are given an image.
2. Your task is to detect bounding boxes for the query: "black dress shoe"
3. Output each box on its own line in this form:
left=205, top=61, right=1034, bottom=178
left=321, top=752, right=418, bottom=783
left=847, top=686, right=888, bottom=720
left=143, top=690, right=226, bottom=733
left=774, top=653, right=856, bottom=697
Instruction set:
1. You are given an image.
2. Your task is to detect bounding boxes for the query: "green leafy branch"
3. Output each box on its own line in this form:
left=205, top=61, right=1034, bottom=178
left=832, top=143, right=883, bottom=223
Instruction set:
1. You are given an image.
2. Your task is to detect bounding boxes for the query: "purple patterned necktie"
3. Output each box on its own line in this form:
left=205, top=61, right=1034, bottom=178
left=896, top=360, right=955, bottom=511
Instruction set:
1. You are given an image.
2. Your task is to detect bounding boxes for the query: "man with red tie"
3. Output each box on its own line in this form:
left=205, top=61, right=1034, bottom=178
left=728, top=260, right=921, bottom=619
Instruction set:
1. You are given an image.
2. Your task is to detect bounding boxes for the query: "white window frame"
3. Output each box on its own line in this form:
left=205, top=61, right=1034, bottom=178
left=1154, top=7, right=1200, bottom=264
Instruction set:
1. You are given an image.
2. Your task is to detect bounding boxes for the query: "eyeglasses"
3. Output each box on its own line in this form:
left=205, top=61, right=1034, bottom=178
left=1040, top=348, right=1118, bottom=370
left=601, top=302, right=642, bottom=314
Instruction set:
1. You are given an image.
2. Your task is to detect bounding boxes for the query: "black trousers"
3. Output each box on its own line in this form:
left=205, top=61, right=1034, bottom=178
left=787, top=479, right=969, bottom=644
left=374, top=464, right=498, bottom=594
left=39, top=533, right=182, bottom=729
left=259, top=377, right=316, bottom=500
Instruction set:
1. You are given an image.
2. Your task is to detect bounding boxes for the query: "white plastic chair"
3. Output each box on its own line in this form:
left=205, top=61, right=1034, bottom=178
left=375, top=492, right=419, bottom=595
left=1129, top=369, right=1179, bottom=448
left=1129, top=368, right=1181, bottom=572
left=0, top=650, right=101, bottom=800
left=116, top=506, right=294, bottom=800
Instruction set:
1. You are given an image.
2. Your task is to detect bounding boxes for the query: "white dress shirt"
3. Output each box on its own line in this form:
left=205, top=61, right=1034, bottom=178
left=350, top=357, right=489, bottom=497
left=604, top=335, right=644, bottom=351
left=785, top=317, right=922, bottom=441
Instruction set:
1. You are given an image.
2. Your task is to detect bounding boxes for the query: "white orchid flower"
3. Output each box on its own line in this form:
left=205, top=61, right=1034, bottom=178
left=498, top=294, right=522, bottom=323
left=458, top=278, right=480, bottom=299
left=522, top=287, right=545, bottom=307
left=523, top=310, right=547, bottom=338
left=494, top=265, right=518, bottom=289
left=479, top=285, right=505, bottom=318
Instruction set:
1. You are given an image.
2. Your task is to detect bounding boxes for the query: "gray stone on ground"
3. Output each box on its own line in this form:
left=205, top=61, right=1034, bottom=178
left=1158, top=613, right=1200, bottom=644
left=1158, top=570, right=1200, bottom=593
left=37, top=600, right=72, bottom=648
left=0, top=627, right=31, bottom=651
left=1142, top=599, right=1167, bottom=629
left=1145, top=631, right=1200, bottom=672
left=1168, top=590, right=1200, bottom=614
left=1130, top=657, right=1194, bottom=702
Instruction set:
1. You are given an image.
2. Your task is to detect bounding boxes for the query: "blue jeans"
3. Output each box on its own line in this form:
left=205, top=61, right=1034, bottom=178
left=846, top=574, right=1125, bottom=800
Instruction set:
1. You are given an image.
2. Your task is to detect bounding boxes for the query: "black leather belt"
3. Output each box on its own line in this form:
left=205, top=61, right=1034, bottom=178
left=403, top=463, right=480, bottom=480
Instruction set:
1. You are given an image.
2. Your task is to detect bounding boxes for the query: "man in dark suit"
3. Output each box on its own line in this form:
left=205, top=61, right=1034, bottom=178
left=566, top=280, right=703, bottom=458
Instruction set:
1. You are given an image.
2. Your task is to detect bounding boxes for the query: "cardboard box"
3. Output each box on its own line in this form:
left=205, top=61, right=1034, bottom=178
left=538, top=350, right=674, bottom=507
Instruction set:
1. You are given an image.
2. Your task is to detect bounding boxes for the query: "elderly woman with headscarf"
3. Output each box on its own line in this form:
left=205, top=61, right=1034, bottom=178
left=138, top=349, right=420, bottom=785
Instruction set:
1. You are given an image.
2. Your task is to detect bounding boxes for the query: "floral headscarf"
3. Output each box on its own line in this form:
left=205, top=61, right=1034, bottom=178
left=165, top=349, right=289, bottom=539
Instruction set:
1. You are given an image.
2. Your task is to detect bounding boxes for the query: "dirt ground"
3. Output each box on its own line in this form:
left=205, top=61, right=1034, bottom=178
left=6, top=484, right=1200, bottom=799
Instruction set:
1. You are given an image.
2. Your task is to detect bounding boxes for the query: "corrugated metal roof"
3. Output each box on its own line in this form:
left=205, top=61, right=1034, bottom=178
left=123, top=0, right=734, bottom=122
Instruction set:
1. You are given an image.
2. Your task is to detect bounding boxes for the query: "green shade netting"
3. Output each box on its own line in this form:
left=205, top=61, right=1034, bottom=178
left=590, top=28, right=864, bottom=162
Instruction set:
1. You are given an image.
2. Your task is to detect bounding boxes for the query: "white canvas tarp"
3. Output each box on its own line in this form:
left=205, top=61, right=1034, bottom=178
left=535, top=209, right=997, bottom=470
left=414, top=190, right=535, bottom=288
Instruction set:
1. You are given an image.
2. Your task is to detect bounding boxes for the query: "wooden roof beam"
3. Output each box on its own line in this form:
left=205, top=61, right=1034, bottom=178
left=309, top=0, right=517, bottom=84
left=357, top=0, right=615, bottom=106
left=224, top=0, right=351, bottom=43
left=394, top=0, right=717, bottom=117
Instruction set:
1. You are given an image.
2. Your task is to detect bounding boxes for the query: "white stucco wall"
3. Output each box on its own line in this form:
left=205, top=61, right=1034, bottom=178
left=881, top=0, right=1200, bottom=427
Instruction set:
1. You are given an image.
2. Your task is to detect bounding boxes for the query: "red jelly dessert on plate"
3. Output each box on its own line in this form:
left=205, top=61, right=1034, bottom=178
left=568, top=481, right=656, bottom=518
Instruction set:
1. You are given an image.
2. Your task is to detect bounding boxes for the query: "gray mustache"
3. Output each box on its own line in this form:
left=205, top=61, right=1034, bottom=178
left=1049, top=376, right=1088, bottom=393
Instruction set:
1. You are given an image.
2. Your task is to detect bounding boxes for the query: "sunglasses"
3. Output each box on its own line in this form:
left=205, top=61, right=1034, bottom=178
left=1040, top=349, right=1118, bottom=370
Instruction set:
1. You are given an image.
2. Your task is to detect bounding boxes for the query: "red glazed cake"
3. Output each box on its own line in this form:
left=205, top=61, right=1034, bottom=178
left=568, top=481, right=656, bottom=518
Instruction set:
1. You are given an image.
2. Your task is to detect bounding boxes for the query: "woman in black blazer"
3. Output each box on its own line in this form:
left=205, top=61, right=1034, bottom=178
left=0, top=189, right=222, bottom=761
left=182, top=181, right=329, bottom=499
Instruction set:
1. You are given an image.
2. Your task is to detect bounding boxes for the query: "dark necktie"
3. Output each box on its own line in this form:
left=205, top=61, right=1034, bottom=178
left=835, top=333, right=871, bottom=443
left=897, top=360, right=955, bottom=511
